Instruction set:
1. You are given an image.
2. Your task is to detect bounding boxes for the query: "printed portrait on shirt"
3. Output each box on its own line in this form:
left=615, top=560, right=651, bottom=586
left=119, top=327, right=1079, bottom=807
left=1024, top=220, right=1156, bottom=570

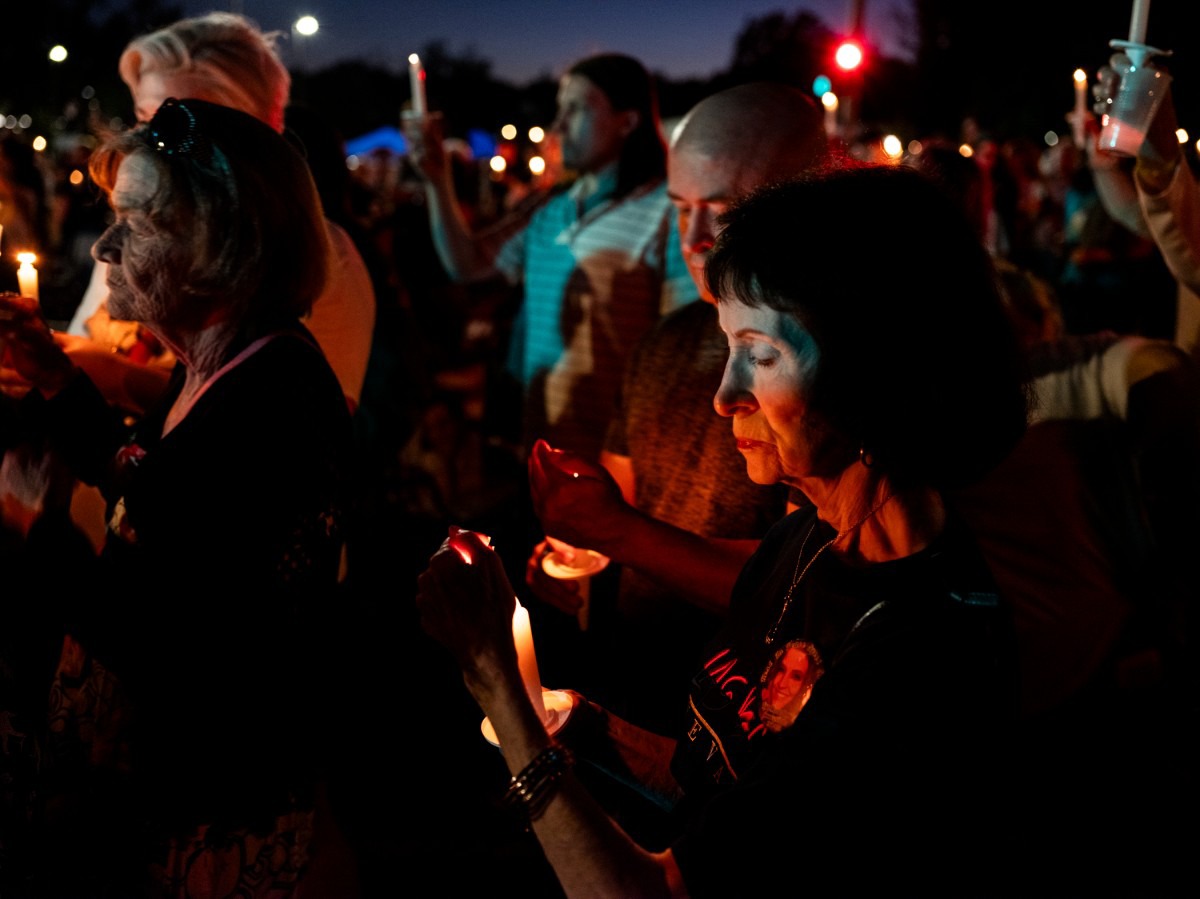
left=759, top=639, right=823, bottom=732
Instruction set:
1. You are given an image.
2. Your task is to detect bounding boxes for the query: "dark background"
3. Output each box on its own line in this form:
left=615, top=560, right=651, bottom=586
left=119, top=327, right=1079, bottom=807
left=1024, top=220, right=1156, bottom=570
left=3, top=0, right=1195, bottom=155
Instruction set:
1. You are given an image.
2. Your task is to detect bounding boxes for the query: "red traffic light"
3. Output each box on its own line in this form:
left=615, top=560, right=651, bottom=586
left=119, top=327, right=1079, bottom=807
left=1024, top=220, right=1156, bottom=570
left=834, top=40, right=864, bottom=72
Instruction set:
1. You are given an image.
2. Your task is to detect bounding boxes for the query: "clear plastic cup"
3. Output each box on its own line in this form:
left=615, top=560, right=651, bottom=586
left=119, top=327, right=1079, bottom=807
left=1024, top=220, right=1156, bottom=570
left=1098, top=51, right=1172, bottom=157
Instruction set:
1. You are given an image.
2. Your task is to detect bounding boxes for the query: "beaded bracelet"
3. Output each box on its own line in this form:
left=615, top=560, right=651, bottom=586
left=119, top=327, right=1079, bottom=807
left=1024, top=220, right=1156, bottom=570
left=501, top=745, right=575, bottom=821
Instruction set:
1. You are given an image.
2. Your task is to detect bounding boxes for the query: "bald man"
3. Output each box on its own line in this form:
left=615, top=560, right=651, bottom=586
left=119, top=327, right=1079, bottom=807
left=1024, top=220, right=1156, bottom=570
left=528, top=83, right=833, bottom=730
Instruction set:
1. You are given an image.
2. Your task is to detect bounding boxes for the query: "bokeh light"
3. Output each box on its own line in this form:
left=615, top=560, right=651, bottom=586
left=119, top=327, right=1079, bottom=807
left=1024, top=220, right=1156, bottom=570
left=835, top=41, right=863, bottom=71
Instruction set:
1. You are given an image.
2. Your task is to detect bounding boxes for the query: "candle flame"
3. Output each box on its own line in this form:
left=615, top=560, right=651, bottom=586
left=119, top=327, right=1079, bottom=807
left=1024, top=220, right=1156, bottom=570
left=1074, top=69, right=1087, bottom=84
left=408, top=53, right=420, bottom=65
left=17, top=252, right=36, bottom=265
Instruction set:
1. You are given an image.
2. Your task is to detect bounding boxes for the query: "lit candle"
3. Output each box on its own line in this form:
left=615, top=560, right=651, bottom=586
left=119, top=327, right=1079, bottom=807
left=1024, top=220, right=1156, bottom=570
left=1128, top=0, right=1149, bottom=44
left=512, top=600, right=547, bottom=721
left=822, top=91, right=839, bottom=138
left=408, top=52, right=427, bottom=116
left=16, top=252, right=38, bottom=302
left=1073, top=69, right=1089, bottom=145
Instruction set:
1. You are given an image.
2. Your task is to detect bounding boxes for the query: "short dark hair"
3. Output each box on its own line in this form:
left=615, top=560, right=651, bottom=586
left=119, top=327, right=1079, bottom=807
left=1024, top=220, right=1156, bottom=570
left=706, top=165, right=1030, bottom=490
left=568, top=53, right=666, bottom=199
left=90, top=98, right=328, bottom=340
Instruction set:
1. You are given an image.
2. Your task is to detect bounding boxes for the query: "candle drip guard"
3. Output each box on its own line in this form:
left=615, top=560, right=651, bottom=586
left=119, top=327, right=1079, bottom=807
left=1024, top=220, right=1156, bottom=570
left=481, top=690, right=578, bottom=747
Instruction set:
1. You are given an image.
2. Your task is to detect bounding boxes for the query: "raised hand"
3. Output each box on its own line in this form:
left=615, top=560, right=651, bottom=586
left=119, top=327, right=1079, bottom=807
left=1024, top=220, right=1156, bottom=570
left=0, top=293, right=77, bottom=399
left=527, top=439, right=631, bottom=554
left=416, top=526, right=520, bottom=689
left=401, top=110, right=449, bottom=184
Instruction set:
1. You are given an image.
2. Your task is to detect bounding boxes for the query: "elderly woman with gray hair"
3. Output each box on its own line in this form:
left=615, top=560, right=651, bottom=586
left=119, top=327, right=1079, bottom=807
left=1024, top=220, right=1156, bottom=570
left=0, top=98, right=354, bottom=896
left=66, top=11, right=375, bottom=417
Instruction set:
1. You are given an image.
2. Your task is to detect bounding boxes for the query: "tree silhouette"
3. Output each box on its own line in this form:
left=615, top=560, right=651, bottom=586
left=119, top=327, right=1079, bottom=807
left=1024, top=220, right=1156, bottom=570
left=2, top=1, right=182, bottom=133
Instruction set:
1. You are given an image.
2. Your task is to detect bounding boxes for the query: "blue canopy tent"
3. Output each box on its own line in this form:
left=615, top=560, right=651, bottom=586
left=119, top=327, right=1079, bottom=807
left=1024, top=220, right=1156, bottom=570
left=343, top=126, right=496, bottom=159
left=345, top=126, right=408, bottom=157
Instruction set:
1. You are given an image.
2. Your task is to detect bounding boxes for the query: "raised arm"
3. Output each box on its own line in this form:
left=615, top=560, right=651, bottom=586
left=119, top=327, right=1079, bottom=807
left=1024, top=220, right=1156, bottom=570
left=402, top=112, right=503, bottom=283
left=529, top=440, right=762, bottom=614
left=1132, top=90, right=1200, bottom=299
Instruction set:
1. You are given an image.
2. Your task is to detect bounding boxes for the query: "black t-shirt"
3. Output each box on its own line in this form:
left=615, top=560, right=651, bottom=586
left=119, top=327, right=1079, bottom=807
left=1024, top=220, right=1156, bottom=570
left=671, top=505, right=1020, bottom=896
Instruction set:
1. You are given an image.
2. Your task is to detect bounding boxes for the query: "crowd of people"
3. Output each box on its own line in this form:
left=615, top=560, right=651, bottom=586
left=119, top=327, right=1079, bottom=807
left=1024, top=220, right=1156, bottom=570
left=1, top=10, right=1197, bottom=898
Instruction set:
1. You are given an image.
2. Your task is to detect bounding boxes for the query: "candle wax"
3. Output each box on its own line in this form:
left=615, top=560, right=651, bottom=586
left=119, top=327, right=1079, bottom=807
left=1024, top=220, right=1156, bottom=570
left=408, top=53, right=427, bottom=116
left=17, top=258, right=38, bottom=302
left=1073, top=70, right=1089, bottom=144
left=1128, top=0, right=1150, bottom=44
left=512, top=602, right=547, bottom=720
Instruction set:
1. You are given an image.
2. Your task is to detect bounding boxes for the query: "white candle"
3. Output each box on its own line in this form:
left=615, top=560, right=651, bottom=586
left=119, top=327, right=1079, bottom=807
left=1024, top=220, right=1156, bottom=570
left=408, top=52, right=427, bottom=116
left=822, top=92, right=839, bottom=138
left=1128, top=0, right=1149, bottom=44
left=16, top=252, right=38, bottom=302
left=512, top=601, right=547, bottom=721
left=1073, top=69, right=1089, bottom=144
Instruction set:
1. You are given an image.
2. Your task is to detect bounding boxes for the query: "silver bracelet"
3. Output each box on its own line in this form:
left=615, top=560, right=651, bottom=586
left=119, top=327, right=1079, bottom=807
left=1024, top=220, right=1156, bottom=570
left=501, top=745, right=574, bottom=821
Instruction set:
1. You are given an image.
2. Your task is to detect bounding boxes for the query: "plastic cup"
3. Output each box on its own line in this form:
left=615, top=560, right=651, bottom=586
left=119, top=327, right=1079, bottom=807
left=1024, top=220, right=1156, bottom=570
left=1098, top=54, right=1172, bottom=157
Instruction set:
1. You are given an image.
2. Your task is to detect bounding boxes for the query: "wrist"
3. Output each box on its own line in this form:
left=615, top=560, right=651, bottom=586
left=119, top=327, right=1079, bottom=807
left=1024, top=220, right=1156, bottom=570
left=1135, top=155, right=1180, bottom=195
left=581, top=501, right=644, bottom=558
left=0, top=495, right=42, bottom=539
left=38, top=363, right=82, bottom=401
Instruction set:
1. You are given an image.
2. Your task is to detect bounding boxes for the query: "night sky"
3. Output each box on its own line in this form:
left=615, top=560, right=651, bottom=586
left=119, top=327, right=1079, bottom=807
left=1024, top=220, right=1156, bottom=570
left=181, top=1, right=916, bottom=83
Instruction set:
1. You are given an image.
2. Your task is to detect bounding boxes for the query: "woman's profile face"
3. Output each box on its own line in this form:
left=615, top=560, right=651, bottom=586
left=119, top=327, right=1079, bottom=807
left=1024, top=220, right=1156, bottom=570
left=714, top=299, right=836, bottom=487
left=92, top=153, right=192, bottom=326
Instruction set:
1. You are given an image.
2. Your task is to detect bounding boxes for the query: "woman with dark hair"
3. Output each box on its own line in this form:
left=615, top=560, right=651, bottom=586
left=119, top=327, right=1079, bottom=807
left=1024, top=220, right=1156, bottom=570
left=405, top=51, right=695, bottom=461
left=416, top=165, right=1034, bottom=897
left=0, top=99, right=353, bottom=896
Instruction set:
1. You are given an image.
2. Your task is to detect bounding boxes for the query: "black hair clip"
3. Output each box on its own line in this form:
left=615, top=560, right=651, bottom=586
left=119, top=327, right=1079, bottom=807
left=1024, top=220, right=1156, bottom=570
left=147, top=98, right=212, bottom=164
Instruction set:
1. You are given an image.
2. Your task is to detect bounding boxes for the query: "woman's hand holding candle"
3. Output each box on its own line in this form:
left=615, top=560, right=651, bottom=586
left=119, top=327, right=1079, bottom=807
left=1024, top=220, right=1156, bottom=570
left=527, top=439, right=631, bottom=555
left=418, top=528, right=523, bottom=686
left=0, top=293, right=77, bottom=399
left=418, top=526, right=552, bottom=727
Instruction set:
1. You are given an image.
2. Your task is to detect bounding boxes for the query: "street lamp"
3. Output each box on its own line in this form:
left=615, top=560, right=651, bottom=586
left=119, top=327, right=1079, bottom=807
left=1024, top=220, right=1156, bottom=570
left=292, top=16, right=319, bottom=69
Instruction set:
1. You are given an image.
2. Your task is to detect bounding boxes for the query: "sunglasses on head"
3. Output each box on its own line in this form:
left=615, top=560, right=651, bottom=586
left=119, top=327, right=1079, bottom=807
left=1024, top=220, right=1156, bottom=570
left=147, top=98, right=213, bottom=164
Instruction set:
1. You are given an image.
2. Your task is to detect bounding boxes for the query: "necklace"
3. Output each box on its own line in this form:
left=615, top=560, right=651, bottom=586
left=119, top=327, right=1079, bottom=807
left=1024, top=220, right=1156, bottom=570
left=764, top=489, right=896, bottom=646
